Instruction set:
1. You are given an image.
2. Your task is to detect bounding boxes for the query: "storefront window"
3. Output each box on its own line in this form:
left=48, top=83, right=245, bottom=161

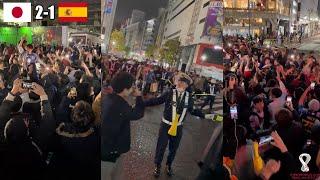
left=253, top=29, right=261, bottom=35
left=267, top=0, right=276, bottom=10
left=224, top=0, right=233, bottom=8
left=277, top=0, right=290, bottom=15
left=235, top=0, right=248, bottom=9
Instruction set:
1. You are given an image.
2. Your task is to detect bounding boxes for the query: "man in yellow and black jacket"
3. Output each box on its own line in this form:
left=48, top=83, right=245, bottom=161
left=144, top=73, right=207, bottom=177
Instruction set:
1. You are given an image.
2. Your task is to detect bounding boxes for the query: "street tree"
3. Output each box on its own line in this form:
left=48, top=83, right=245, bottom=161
left=124, top=46, right=130, bottom=56
left=145, top=44, right=156, bottom=59
left=159, top=39, right=181, bottom=66
left=110, top=29, right=126, bottom=52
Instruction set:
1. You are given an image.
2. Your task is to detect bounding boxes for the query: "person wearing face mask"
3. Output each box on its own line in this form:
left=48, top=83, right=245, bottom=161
left=101, top=72, right=144, bottom=180
left=144, top=73, right=213, bottom=177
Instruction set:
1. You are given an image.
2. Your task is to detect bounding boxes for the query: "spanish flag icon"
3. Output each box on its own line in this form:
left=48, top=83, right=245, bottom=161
left=58, top=2, right=88, bottom=22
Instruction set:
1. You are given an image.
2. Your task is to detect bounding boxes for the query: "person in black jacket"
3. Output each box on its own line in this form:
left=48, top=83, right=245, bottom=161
left=144, top=73, right=210, bottom=177
left=101, top=72, right=144, bottom=180
left=0, top=116, right=46, bottom=180
left=0, top=78, right=55, bottom=180
left=201, top=79, right=217, bottom=110
left=48, top=100, right=100, bottom=180
left=0, top=76, right=9, bottom=104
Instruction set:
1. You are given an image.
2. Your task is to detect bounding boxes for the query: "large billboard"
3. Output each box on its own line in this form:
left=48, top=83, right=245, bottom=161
left=202, top=0, right=223, bottom=44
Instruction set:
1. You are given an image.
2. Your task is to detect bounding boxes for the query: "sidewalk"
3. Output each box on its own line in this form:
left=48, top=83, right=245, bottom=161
left=282, top=34, right=320, bottom=49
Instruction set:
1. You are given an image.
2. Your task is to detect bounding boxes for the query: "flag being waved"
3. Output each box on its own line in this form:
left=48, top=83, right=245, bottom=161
left=58, top=2, right=88, bottom=23
left=3, top=2, right=32, bottom=23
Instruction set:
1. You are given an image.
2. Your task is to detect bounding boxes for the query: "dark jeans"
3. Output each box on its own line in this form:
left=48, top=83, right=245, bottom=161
left=154, top=122, right=183, bottom=167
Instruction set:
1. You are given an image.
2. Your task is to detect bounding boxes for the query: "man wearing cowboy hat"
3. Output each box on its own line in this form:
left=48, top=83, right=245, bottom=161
left=144, top=72, right=213, bottom=177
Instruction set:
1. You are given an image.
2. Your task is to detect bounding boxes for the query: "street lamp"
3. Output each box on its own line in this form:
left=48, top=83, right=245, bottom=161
left=112, top=41, right=116, bottom=45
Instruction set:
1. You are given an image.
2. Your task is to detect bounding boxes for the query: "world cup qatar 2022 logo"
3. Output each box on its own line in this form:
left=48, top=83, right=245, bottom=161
left=299, top=153, right=311, bottom=172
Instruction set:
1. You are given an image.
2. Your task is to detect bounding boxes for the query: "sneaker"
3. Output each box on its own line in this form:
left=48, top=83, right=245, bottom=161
left=166, top=165, right=174, bottom=176
left=154, top=165, right=161, bottom=177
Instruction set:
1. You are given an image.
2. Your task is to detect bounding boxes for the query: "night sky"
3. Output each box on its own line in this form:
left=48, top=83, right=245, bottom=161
left=113, top=0, right=168, bottom=28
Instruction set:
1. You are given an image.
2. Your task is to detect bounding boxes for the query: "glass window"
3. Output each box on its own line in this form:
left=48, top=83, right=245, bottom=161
left=236, top=0, right=249, bottom=9
left=224, top=0, right=233, bottom=8
left=267, top=0, right=276, bottom=10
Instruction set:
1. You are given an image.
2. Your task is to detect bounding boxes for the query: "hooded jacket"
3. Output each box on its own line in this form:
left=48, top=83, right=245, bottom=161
left=48, top=123, right=100, bottom=180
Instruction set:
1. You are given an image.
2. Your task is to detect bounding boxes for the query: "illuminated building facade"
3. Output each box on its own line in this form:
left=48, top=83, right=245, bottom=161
left=224, top=0, right=291, bottom=36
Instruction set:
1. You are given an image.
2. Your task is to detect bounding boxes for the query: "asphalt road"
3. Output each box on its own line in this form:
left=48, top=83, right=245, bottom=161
left=297, top=35, right=320, bottom=52
left=116, top=95, right=223, bottom=180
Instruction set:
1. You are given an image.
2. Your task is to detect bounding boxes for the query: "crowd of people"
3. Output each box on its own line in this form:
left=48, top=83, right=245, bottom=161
left=0, top=37, right=102, bottom=180
left=239, top=31, right=307, bottom=50
left=102, top=55, right=222, bottom=179
left=222, top=35, right=320, bottom=180
left=104, top=55, right=222, bottom=111
left=0, top=35, right=222, bottom=179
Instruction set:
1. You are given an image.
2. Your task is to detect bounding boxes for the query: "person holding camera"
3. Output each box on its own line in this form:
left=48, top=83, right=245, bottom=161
left=0, top=78, right=55, bottom=180
left=297, top=84, right=320, bottom=136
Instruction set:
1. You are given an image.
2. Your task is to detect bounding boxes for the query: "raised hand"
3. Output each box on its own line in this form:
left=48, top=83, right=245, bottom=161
left=31, top=83, right=47, bottom=96
left=11, top=78, right=23, bottom=95
left=270, top=131, right=288, bottom=153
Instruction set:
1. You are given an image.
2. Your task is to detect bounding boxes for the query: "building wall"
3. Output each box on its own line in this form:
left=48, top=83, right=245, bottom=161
left=156, top=9, right=168, bottom=48
left=162, top=0, right=223, bottom=79
left=163, top=0, right=212, bottom=45
left=124, top=9, right=146, bottom=53
left=125, top=22, right=144, bottom=52
left=141, top=19, right=157, bottom=51
left=224, top=0, right=291, bottom=36
left=163, top=0, right=195, bottom=45
left=130, top=9, right=146, bottom=24
left=297, top=0, right=320, bottom=37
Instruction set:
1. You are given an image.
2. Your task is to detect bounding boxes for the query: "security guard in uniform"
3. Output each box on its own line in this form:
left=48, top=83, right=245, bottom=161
left=144, top=73, right=211, bottom=177
left=201, top=79, right=217, bottom=110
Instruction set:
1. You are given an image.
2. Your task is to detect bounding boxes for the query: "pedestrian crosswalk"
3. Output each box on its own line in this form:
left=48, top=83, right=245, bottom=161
left=194, top=94, right=223, bottom=115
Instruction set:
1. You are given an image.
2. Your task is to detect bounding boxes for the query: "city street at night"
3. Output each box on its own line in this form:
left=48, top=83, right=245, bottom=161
left=117, top=95, right=223, bottom=179
left=297, top=34, right=320, bottom=51
left=102, top=0, right=223, bottom=179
